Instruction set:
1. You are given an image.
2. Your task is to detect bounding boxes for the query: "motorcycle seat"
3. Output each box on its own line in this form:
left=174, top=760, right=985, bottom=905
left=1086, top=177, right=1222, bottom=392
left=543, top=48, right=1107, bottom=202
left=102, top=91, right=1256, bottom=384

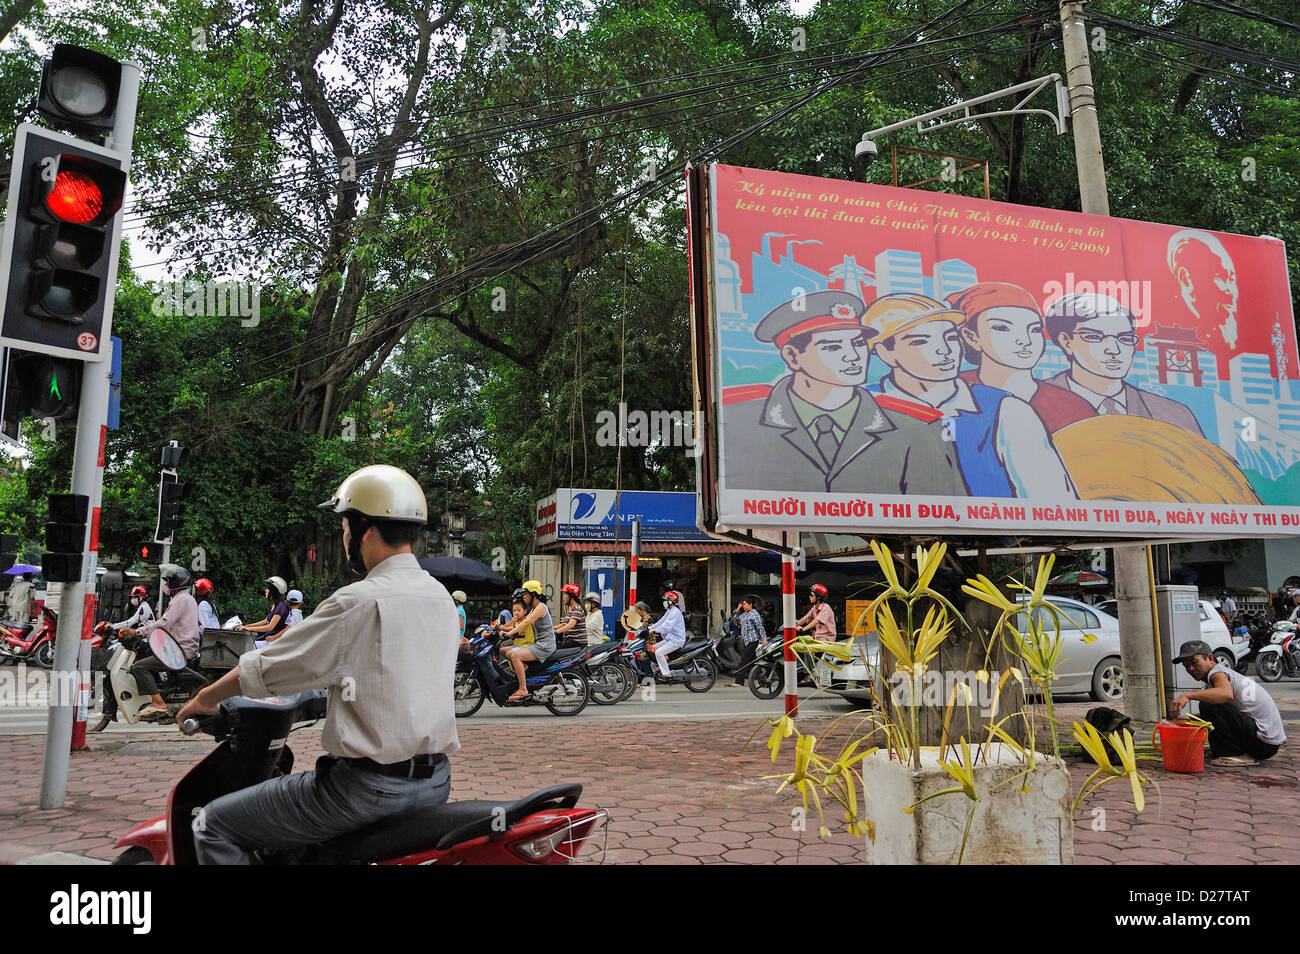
left=678, top=638, right=711, bottom=654
left=319, top=783, right=583, bottom=862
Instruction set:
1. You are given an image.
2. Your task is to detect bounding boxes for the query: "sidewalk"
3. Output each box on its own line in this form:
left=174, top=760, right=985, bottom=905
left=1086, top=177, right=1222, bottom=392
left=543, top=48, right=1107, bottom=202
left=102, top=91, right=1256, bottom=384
left=1, top=702, right=1296, bottom=864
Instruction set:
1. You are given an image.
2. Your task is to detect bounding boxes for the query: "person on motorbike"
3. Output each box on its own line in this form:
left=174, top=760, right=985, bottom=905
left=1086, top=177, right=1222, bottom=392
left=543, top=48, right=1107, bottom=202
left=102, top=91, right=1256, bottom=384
left=238, top=576, right=291, bottom=643
left=178, top=464, right=460, bottom=865
left=90, top=584, right=156, bottom=732
left=499, top=581, right=556, bottom=701
left=195, top=578, right=219, bottom=631
left=121, top=565, right=200, bottom=722
left=494, top=597, right=533, bottom=646
left=103, top=584, right=155, bottom=633
left=728, top=594, right=768, bottom=687
left=797, top=584, right=838, bottom=641
left=285, top=590, right=305, bottom=627
left=583, top=592, right=607, bottom=646
left=554, top=583, right=585, bottom=644
left=452, top=590, right=468, bottom=638
left=647, top=590, right=687, bottom=679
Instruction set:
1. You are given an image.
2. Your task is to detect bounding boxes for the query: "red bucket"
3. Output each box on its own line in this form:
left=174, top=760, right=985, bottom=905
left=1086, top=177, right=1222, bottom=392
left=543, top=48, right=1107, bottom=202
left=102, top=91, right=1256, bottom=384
left=1153, top=721, right=1209, bottom=773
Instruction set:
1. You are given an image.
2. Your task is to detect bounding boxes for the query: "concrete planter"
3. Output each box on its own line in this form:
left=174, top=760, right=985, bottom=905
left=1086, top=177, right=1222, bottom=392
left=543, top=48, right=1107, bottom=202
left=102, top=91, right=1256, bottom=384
left=861, top=745, right=1074, bottom=865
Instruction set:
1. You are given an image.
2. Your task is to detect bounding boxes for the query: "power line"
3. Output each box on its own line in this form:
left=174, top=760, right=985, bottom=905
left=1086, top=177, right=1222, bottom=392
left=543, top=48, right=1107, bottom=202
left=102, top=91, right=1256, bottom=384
left=127, top=31, right=1024, bottom=264
left=1102, top=36, right=1298, bottom=98
left=1183, top=0, right=1300, bottom=33
left=244, top=0, right=1006, bottom=384
left=123, top=24, right=1026, bottom=226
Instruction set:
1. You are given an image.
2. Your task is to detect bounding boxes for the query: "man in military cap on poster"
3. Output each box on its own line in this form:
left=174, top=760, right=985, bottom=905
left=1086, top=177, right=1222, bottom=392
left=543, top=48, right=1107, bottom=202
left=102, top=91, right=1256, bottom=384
left=720, top=289, right=962, bottom=495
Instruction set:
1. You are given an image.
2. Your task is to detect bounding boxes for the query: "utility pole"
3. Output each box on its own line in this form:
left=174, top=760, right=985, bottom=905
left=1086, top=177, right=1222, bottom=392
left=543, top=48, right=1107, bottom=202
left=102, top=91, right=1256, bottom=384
left=1061, top=0, right=1162, bottom=722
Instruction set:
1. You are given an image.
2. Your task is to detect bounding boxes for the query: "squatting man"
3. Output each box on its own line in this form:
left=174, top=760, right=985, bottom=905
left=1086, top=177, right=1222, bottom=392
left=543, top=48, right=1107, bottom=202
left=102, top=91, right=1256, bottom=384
left=1169, top=640, right=1286, bottom=767
left=177, top=465, right=460, bottom=864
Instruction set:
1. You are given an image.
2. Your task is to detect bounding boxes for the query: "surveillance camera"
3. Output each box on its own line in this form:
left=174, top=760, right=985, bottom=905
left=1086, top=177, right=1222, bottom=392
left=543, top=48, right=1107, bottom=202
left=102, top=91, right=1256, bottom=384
left=854, top=138, right=878, bottom=169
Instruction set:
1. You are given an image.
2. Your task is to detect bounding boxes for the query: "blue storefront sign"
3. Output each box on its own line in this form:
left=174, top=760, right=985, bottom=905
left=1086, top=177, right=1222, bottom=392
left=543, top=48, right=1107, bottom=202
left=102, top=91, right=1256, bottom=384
left=536, top=488, right=712, bottom=543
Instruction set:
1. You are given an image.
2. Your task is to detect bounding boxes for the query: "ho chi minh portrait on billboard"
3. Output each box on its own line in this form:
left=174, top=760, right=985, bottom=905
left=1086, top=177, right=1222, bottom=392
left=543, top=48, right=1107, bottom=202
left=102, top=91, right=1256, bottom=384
left=686, top=164, right=1300, bottom=539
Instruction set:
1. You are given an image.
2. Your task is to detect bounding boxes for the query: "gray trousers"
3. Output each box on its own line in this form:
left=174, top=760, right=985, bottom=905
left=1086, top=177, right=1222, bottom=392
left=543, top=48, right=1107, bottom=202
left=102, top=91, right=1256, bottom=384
left=193, top=755, right=452, bottom=864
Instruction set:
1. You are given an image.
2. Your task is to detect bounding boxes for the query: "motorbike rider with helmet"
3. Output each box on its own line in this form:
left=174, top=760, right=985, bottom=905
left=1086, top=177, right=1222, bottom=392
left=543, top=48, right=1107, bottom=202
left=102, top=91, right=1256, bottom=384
left=796, top=583, right=838, bottom=641
left=177, top=464, right=460, bottom=865
left=195, top=578, right=220, bottom=631
left=103, top=584, right=155, bottom=633
left=555, top=583, right=586, bottom=645
left=500, top=580, right=557, bottom=701
left=90, top=584, right=157, bottom=732
left=121, top=565, right=200, bottom=722
left=647, top=590, right=688, bottom=678
left=238, top=576, right=291, bottom=642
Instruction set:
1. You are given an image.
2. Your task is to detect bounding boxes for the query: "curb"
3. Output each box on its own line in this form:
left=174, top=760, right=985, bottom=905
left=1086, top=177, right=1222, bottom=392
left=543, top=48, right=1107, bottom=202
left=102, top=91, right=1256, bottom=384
left=0, top=843, right=108, bottom=865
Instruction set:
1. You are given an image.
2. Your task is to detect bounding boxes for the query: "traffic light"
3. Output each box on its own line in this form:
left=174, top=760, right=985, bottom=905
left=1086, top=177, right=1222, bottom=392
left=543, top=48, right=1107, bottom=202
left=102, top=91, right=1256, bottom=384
left=43, top=493, right=88, bottom=583
left=0, top=45, right=129, bottom=365
left=155, top=474, right=186, bottom=540
left=136, top=542, right=162, bottom=565
left=37, top=45, right=123, bottom=137
left=0, top=533, right=17, bottom=589
left=7, top=353, right=80, bottom=421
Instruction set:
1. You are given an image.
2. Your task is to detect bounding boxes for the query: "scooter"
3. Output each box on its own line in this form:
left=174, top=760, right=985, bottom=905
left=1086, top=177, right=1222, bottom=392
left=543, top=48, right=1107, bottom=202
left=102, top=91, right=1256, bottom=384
left=112, top=690, right=608, bottom=865
left=454, top=632, right=594, bottom=717
left=1256, top=622, right=1300, bottom=682
left=623, top=628, right=719, bottom=692
left=102, top=628, right=213, bottom=725
left=0, top=608, right=59, bottom=668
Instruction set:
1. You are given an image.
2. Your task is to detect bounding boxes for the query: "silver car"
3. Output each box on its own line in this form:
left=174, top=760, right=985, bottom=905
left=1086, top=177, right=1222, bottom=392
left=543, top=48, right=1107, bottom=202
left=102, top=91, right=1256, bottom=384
left=1013, top=595, right=1123, bottom=702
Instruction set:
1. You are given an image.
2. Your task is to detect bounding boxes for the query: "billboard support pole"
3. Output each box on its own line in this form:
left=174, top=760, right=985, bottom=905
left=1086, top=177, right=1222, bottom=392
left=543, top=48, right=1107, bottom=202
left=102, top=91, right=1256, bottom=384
left=1063, top=0, right=1162, bottom=722
left=781, top=544, right=798, bottom=718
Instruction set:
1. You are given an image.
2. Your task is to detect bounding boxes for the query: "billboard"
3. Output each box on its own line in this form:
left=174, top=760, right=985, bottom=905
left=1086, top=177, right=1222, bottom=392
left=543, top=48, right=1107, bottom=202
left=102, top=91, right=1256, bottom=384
left=689, top=164, right=1300, bottom=539
left=535, top=489, right=714, bottom=542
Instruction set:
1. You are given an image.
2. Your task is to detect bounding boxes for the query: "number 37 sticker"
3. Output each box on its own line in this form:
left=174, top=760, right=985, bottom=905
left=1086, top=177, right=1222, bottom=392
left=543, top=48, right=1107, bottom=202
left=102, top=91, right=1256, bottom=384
left=77, top=332, right=98, bottom=351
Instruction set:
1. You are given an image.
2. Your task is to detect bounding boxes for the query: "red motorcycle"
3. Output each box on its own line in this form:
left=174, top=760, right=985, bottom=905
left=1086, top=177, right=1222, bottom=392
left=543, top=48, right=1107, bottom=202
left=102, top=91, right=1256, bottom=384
left=1, top=608, right=58, bottom=668
left=1, top=609, right=104, bottom=669
left=113, top=691, right=608, bottom=865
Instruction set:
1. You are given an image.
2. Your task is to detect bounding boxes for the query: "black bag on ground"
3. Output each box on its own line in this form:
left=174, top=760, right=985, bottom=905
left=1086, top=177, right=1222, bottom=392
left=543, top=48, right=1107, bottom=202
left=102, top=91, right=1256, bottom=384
left=1083, top=706, right=1132, bottom=762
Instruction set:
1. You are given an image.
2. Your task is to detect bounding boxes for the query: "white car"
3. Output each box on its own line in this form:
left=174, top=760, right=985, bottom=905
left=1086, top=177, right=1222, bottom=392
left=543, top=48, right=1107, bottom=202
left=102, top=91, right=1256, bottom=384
left=1094, top=598, right=1248, bottom=670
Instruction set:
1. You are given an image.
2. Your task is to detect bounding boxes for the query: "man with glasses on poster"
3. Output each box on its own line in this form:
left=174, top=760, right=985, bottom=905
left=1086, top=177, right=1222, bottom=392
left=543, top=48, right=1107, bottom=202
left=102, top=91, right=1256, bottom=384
left=1041, top=291, right=1203, bottom=437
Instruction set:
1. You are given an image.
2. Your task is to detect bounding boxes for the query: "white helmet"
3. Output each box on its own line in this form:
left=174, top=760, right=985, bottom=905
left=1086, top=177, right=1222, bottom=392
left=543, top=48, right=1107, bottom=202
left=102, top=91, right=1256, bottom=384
left=265, top=576, right=288, bottom=598
left=318, top=464, right=427, bottom=524
left=452, top=590, right=467, bottom=604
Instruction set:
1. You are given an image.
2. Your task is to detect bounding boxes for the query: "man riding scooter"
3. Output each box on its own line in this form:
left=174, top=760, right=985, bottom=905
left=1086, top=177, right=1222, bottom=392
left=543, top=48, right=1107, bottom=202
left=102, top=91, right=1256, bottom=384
left=121, top=566, right=201, bottom=722
left=176, top=465, right=461, bottom=865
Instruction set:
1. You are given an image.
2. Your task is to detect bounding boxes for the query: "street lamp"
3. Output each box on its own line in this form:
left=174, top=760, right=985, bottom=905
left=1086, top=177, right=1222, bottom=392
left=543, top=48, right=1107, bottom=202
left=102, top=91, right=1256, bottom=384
left=854, top=74, right=1070, bottom=171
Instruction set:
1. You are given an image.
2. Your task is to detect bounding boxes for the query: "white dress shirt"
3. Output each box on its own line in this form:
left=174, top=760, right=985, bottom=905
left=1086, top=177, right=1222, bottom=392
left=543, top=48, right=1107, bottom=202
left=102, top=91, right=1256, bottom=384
left=238, top=552, right=461, bottom=763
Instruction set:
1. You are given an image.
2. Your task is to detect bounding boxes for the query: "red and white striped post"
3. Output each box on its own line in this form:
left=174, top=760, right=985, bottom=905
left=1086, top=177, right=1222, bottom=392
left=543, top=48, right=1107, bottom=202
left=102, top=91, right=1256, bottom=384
left=69, top=424, right=106, bottom=753
left=628, top=519, right=640, bottom=610
left=781, top=550, right=798, bottom=718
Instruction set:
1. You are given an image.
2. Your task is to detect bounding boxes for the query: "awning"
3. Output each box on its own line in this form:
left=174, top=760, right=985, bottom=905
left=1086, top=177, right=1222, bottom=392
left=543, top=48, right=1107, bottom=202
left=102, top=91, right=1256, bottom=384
left=554, top=541, right=755, bottom=555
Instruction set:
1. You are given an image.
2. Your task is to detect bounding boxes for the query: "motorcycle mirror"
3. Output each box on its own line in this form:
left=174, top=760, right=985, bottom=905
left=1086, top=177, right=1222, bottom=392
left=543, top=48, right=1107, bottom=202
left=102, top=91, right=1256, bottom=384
left=148, top=629, right=188, bottom=670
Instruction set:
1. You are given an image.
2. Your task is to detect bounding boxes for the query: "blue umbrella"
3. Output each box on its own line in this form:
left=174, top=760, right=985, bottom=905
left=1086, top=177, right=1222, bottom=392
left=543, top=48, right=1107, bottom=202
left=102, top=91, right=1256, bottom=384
left=3, top=564, right=39, bottom=576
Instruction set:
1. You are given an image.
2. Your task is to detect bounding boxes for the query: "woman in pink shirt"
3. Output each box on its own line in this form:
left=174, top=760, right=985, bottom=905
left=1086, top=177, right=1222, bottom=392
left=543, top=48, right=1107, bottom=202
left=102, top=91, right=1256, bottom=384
left=796, top=584, right=837, bottom=641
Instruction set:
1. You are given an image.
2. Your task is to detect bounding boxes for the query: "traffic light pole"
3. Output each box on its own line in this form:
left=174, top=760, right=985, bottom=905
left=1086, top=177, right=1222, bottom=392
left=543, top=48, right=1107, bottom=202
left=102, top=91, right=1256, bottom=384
left=38, top=61, right=140, bottom=809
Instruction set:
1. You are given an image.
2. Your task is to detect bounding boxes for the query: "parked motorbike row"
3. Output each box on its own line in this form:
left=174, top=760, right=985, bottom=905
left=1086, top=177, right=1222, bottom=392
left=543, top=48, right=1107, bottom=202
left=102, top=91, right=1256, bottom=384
left=452, top=620, right=814, bottom=718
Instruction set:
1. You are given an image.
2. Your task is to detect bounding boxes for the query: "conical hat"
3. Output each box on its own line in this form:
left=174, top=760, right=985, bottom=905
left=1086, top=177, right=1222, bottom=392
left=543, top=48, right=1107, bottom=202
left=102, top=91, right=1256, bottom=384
left=620, top=606, right=647, bottom=631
